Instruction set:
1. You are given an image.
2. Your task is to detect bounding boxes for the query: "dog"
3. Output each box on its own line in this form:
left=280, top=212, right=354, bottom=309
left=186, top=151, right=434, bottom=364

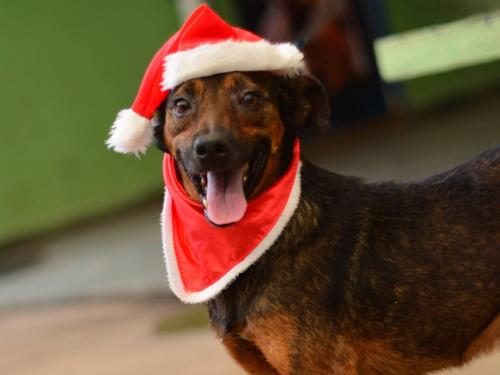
left=153, top=71, right=500, bottom=374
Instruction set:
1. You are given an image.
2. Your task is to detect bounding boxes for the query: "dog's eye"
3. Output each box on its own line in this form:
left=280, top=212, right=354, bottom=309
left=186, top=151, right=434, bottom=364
left=240, top=91, right=259, bottom=108
left=173, top=98, right=191, bottom=116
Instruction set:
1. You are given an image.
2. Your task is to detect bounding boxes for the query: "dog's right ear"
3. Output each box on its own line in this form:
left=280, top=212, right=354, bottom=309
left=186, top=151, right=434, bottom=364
left=153, top=100, right=169, bottom=153
left=278, top=74, right=331, bottom=135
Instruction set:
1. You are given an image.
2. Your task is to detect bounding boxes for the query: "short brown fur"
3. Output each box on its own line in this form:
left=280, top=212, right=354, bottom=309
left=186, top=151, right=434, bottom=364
left=155, top=71, right=500, bottom=374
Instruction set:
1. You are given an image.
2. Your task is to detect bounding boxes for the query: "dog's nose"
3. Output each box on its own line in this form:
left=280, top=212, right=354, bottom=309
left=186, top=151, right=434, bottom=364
left=194, top=133, right=231, bottom=162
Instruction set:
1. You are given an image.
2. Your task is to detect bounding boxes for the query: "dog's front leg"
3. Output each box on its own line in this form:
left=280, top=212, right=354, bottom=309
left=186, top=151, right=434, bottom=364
left=222, top=333, right=280, bottom=374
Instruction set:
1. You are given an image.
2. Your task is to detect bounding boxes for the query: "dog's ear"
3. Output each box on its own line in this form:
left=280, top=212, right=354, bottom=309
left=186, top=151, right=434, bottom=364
left=278, top=75, right=330, bottom=135
left=153, top=100, right=169, bottom=153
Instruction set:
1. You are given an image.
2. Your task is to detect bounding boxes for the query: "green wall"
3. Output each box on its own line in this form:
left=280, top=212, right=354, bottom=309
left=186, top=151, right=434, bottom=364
left=382, top=0, right=500, bottom=110
left=0, top=0, right=180, bottom=245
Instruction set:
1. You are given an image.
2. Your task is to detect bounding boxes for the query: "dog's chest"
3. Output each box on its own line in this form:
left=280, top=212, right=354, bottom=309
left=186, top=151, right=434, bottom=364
left=209, top=288, right=299, bottom=373
left=211, top=306, right=297, bottom=374
left=241, top=315, right=296, bottom=373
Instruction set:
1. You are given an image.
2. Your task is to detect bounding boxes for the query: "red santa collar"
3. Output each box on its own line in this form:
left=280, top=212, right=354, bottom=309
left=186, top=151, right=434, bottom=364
left=161, top=140, right=302, bottom=303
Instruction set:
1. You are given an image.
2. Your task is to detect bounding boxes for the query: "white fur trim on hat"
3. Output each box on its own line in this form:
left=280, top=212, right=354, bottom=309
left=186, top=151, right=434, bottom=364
left=106, top=109, right=153, bottom=155
left=161, top=40, right=305, bottom=90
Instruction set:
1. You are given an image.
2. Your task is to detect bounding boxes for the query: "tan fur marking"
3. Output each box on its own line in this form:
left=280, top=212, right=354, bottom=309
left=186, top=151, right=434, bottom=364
left=464, top=313, right=500, bottom=362
left=222, top=334, right=279, bottom=374
left=243, top=314, right=296, bottom=375
left=357, top=340, right=458, bottom=375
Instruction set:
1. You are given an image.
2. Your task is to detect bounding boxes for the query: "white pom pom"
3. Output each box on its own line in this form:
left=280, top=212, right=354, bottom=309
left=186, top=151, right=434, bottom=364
left=106, top=109, right=153, bottom=156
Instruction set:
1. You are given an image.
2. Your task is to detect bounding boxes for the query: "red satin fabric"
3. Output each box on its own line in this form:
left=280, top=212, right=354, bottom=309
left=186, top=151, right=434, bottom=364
left=163, top=140, right=300, bottom=292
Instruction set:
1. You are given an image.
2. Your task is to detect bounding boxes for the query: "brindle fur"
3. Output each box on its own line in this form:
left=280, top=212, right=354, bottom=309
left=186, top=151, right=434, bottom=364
left=155, top=71, right=500, bottom=374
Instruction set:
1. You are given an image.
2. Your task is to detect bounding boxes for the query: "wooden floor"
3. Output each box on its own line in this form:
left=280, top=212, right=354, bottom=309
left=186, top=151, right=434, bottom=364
left=0, top=298, right=244, bottom=375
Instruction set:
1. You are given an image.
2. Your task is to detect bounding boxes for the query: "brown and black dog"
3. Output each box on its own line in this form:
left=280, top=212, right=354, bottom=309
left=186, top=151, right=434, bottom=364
left=154, top=71, right=500, bottom=374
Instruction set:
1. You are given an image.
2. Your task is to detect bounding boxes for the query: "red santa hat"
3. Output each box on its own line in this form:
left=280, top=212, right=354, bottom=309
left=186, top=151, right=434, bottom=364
left=106, top=3, right=305, bottom=155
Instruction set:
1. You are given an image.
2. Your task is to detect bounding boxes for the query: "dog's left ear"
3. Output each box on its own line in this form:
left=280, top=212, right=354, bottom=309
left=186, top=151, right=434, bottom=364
left=279, top=75, right=330, bottom=135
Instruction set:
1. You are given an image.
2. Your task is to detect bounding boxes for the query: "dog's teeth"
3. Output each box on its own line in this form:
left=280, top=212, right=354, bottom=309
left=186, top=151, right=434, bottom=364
left=202, top=197, right=208, bottom=209
left=243, top=174, right=248, bottom=184
left=201, top=174, right=207, bottom=188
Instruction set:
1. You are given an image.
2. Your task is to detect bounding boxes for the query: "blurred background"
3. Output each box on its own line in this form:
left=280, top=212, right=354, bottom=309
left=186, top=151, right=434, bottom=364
left=1, top=0, right=499, bottom=374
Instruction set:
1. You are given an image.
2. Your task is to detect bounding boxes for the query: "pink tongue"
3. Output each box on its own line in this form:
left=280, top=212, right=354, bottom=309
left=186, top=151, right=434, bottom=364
left=206, top=167, right=247, bottom=225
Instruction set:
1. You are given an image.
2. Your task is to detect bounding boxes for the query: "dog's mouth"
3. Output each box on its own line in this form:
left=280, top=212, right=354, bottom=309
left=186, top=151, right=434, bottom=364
left=181, top=148, right=268, bottom=227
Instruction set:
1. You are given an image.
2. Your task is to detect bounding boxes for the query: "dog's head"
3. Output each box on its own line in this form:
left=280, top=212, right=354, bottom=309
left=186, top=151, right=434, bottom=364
left=154, top=71, right=329, bottom=225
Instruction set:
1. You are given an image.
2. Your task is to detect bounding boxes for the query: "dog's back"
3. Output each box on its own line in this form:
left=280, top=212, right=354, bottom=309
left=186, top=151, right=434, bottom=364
left=343, top=145, right=500, bottom=370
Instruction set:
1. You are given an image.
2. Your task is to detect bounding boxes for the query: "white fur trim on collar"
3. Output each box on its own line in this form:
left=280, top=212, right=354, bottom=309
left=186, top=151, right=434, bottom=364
left=161, top=40, right=305, bottom=91
left=161, top=162, right=302, bottom=303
